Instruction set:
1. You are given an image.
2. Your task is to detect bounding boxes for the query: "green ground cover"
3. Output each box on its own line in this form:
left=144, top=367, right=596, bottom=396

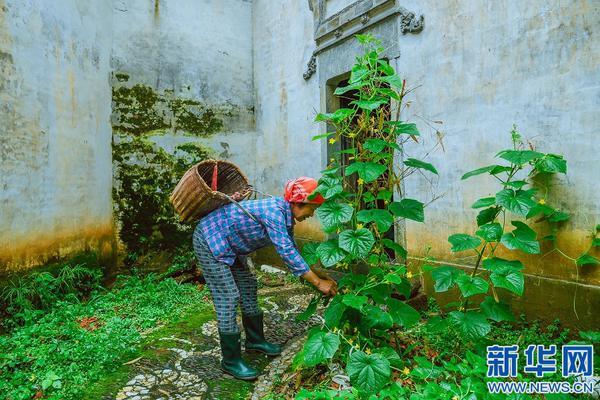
left=0, top=265, right=210, bottom=400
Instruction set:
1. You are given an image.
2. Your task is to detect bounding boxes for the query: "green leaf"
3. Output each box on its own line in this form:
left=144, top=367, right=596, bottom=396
left=448, top=234, right=482, bottom=252
left=448, top=311, right=491, bottom=339
left=301, top=242, right=320, bottom=265
left=526, top=203, right=556, bottom=219
left=477, top=207, right=499, bottom=226
left=431, top=266, right=464, bottom=292
left=471, top=197, right=496, bottom=209
left=377, top=59, right=395, bottom=74
left=382, top=239, right=407, bottom=259
left=345, top=162, right=387, bottom=183
left=296, top=296, right=319, bottom=322
left=374, top=347, right=402, bottom=368
left=349, top=65, right=369, bottom=84
left=496, top=150, right=544, bottom=165
left=389, top=199, right=424, bottom=222
left=403, top=158, right=438, bottom=175
left=338, top=229, right=375, bottom=258
left=476, top=223, right=503, bottom=242
left=324, top=295, right=346, bottom=327
left=315, top=108, right=355, bottom=123
left=387, top=298, right=420, bottom=328
left=482, top=257, right=524, bottom=271
left=461, top=165, right=509, bottom=180
left=303, top=331, right=341, bottom=367
left=386, top=121, right=420, bottom=136
left=534, top=154, right=567, bottom=174
left=363, top=305, right=394, bottom=330
left=342, top=293, right=368, bottom=310
left=363, top=138, right=388, bottom=153
left=548, top=211, right=570, bottom=223
left=480, top=296, right=515, bottom=322
left=311, top=131, right=334, bottom=141
left=357, top=209, right=394, bottom=233
left=592, top=238, right=600, bottom=248
left=456, top=275, right=489, bottom=297
left=316, top=239, right=348, bottom=267
left=354, top=99, right=387, bottom=111
left=484, top=257, right=525, bottom=296
left=347, top=351, right=391, bottom=394
left=576, top=254, right=600, bottom=266
left=379, top=74, right=404, bottom=89
left=376, top=189, right=393, bottom=201
left=500, top=221, right=540, bottom=254
left=316, top=202, right=354, bottom=231
left=505, top=180, right=528, bottom=189
left=384, top=272, right=403, bottom=284
left=425, top=316, right=449, bottom=333
left=495, top=189, right=536, bottom=216
left=315, top=177, right=344, bottom=199
left=334, top=82, right=362, bottom=95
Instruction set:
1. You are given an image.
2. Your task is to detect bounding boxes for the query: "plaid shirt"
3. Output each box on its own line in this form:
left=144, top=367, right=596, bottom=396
left=198, top=197, right=310, bottom=276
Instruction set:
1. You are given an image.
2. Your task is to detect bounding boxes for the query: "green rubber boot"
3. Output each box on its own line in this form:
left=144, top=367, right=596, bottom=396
left=218, top=330, right=259, bottom=381
left=242, top=312, right=283, bottom=356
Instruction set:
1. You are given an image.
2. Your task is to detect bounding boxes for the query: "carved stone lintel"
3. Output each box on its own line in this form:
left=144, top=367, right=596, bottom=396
left=303, top=54, right=317, bottom=80
left=400, top=11, right=424, bottom=34
left=334, top=28, right=343, bottom=38
left=360, top=14, right=370, bottom=25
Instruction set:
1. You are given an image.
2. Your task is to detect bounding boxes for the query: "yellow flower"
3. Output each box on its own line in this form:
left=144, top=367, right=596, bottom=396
left=329, top=138, right=337, bottom=145
left=365, top=348, right=372, bottom=355
left=356, top=223, right=364, bottom=230
left=402, top=367, right=410, bottom=375
left=357, top=178, right=364, bottom=185
left=329, top=158, right=335, bottom=163
left=333, top=327, right=338, bottom=333
left=348, top=338, right=354, bottom=344
left=348, top=156, right=355, bottom=161
left=354, top=344, right=360, bottom=350
left=406, top=271, right=414, bottom=279
left=538, top=198, right=546, bottom=205
left=452, top=396, right=460, bottom=400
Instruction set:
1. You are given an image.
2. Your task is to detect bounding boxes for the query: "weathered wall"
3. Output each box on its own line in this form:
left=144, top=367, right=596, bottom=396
left=111, top=0, right=256, bottom=171
left=252, top=0, right=599, bottom=328
left=253, top=0, right=325, bottom=241
left=393, top=0, right=600, bottom=328
left=0, top=0, right=115, bottom=273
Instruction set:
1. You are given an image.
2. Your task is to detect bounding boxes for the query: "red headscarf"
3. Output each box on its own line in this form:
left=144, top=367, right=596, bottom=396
left=284, top=177, right=325, bottom=205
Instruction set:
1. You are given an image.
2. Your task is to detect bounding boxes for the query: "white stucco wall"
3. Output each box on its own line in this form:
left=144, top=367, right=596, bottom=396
left=0, top=0, right=114, bottom=272
left=253, top=0, right=324, bottom=239
left=394, top=0, right=599, bottom=282
left=111, top=0, right=257, bottom=175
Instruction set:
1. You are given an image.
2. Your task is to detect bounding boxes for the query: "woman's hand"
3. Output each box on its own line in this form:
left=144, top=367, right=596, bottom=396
left=317, top=278, right=338, bottom=296
left=301, top=269, right=337, bottom=296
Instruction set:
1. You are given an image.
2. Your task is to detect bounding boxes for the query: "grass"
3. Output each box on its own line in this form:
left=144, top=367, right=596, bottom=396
left=0, top=272, right=211, bottom=400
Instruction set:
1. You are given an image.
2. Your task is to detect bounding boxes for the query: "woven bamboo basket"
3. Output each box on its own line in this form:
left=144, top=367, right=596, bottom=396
left=169, top=159, right=252, bottom=223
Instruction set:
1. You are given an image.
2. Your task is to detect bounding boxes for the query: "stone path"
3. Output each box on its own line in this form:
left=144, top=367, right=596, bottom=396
left=108, top=284, right=320, bottom=400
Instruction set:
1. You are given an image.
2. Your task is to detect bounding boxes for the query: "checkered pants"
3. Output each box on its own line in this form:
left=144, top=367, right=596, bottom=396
left=193, top=228, right=261, bottom=333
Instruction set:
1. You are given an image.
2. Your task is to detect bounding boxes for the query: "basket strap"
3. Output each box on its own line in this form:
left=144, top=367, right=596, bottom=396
left=221, top=194, right=261, bottom=224
left=211, top=162, right=218, bottom=191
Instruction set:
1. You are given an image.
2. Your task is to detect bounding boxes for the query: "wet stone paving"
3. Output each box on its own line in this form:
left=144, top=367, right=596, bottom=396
left=110, top=285, right=320, bottom=400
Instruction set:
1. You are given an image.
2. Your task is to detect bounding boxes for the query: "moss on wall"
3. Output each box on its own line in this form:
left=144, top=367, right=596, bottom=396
left=112, top=82, right=224, bottom=137
left=110, top=76, right=224, bottom=258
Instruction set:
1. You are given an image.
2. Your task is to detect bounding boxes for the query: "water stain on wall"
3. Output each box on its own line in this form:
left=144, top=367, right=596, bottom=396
left=0, top=222, right=116, bottom=276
